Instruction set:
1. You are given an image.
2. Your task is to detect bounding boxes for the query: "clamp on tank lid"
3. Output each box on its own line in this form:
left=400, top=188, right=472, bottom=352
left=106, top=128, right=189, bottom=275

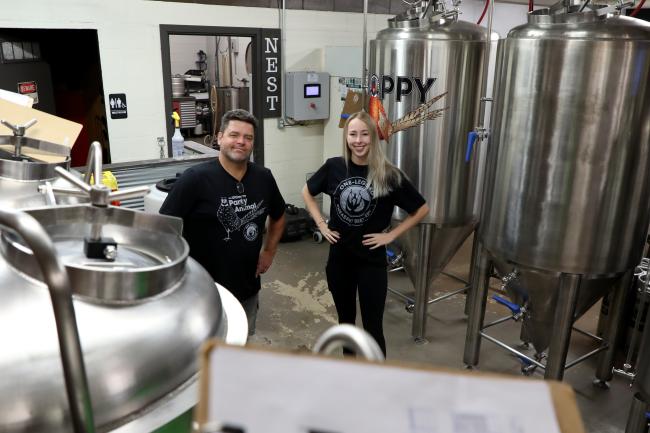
left=529, top=0, right=619, bottom=23
left=0, top=118, right=71, bottom=162
left=389, top=0, right=459, bottom=27
left=47, top=141, right=151, bottom=208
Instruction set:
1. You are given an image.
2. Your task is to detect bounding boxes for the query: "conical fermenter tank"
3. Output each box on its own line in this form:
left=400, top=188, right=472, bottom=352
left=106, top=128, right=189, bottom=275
left=464, top=3, right=650, bottom=381
left=369, top=2, right=488, bottom=340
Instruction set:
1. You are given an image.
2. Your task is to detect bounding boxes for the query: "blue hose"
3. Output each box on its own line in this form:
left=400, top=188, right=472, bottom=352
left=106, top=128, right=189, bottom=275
left=492, top=294, right=522, bottom=315
left=465, top=131, right=479, bottom=162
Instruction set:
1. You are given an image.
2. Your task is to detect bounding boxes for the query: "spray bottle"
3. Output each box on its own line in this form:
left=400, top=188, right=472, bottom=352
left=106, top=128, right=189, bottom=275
left=171, top=112, right=184, bottom=158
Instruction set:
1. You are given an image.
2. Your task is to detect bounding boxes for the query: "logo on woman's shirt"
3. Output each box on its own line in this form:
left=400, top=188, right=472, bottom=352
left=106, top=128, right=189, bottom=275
left=334, top=177, right=376, bottom=226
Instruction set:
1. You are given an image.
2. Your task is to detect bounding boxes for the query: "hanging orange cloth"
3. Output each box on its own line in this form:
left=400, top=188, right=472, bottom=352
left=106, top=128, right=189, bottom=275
left=368, top=94, right=392, bottom=141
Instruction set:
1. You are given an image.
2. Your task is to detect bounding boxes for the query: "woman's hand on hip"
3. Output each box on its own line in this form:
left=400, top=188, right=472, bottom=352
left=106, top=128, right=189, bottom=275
left=318, top=223, right=340, bottom=244
left=362, top=232, right=395, bottom=250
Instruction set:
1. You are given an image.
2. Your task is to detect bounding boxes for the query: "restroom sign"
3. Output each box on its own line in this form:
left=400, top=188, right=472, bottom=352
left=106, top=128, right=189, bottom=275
left=109, top=93, right=128, bottom=119
left=17, top=81, right=39, bottom=104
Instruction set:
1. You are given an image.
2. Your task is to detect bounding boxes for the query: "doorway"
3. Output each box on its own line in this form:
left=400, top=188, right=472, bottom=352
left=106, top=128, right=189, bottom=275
left=0, top=28, right=109, bottom=166
left=160, top=26, right=265, bottom=165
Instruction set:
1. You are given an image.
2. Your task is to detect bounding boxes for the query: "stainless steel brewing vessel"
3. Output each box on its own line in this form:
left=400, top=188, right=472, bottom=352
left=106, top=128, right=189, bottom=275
left=482, top=10, right=650, bottom=277
left=0, top=120, right=80, bottom=209
left=369, top=2, right=488, bottom=339
left=0, top=202, right=227, bottom=430
left=464, top=4, right=650, bottom=381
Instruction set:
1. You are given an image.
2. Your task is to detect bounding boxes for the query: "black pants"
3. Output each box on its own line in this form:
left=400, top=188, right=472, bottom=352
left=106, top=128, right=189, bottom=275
left=326, top=253, right=388, bottom=356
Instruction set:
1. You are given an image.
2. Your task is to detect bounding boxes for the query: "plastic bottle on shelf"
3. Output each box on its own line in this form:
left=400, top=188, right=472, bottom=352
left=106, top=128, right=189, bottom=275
left=171, top=112, right=184, bottom=158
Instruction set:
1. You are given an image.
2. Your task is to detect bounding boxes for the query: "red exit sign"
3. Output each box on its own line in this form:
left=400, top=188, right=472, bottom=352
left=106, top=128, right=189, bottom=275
left=18, top=81, right=37, bottom=94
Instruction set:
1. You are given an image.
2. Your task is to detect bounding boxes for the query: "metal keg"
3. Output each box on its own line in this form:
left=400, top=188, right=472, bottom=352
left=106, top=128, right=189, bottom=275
left=172, top=74, right=186, bottom=97
left=0, top=153, right=229, bottom=432
left=0, top=119, right=83, bottom=209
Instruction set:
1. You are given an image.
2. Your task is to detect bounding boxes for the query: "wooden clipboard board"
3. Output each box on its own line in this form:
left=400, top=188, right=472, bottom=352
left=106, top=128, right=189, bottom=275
left=195, top=341, right=585, bottom=433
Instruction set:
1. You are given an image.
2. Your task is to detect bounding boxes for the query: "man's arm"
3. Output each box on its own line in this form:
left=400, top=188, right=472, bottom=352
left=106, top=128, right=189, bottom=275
left=256, top=213, right=286, bottom=277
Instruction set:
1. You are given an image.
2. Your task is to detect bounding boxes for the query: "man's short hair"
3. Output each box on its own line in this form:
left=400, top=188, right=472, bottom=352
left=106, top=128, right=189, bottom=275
left=220, top=109, right=258, bottom=133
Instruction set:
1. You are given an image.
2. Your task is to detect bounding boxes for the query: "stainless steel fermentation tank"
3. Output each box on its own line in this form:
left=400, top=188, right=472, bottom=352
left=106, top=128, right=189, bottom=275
left=369, top=2, right=488, bottom=340
left=0, top=119, right=81, bottom=209
left=0, top=150, right=229, bottom=432
left=464, top=4, right=650, bottom=381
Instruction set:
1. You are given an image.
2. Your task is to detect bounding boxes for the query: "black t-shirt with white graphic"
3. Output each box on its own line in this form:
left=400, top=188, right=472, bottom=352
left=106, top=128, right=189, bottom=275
left=307, top=157, right=426, bottom=265
left=160, top=159, right=285, bottom=301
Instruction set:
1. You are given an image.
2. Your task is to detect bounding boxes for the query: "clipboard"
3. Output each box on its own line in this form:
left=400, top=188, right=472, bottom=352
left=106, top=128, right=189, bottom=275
left=195, top=342, right=585, bottom=433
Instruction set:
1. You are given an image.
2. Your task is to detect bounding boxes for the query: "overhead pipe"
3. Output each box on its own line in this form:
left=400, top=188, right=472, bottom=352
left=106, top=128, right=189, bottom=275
left=477, top=0, right=490, bottom=24
left=466, top=0, right=495, bottom=163
left=277, top=0, right=302, bottom=128
left=278, top=0, right=288, bottom=127
left=630, top=0, right=647, bottom=16
left=361, top=0, right=369, bottom=110
left=464, top=0, right=496, bottom=318
left=227, top=36, right=233, bottom=87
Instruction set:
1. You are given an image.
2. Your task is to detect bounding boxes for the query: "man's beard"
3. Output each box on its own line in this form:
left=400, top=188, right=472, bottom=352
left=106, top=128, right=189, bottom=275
left=223, top=148, right=251, bottom=163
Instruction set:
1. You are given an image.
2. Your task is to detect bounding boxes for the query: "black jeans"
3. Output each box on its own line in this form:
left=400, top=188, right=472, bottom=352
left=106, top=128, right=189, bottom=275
left=326, top=253, right=388, bottom=356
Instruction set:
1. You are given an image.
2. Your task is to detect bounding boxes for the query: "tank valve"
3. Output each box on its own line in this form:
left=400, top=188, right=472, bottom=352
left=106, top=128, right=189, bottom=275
left=465, top=127, right=489, bottom=162
left=500, top=268, right=519, bottom=290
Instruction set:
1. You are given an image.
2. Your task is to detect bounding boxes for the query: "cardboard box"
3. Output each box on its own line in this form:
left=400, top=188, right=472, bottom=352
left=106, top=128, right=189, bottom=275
left=338, top=89, right=365, bottom=128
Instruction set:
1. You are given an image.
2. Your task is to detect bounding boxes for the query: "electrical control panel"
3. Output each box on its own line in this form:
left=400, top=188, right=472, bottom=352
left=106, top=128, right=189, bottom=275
left=285, top=71, right=330, bottom=121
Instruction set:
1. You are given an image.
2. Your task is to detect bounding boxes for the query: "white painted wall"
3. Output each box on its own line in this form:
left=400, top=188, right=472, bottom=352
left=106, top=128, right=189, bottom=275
left=169, top=35, right=209, bottom=76
left=0, top=0, right=530, bottom=207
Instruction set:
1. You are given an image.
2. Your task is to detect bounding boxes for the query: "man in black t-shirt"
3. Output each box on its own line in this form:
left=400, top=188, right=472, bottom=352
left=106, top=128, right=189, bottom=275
left=160, top=109, right=286, bottom=335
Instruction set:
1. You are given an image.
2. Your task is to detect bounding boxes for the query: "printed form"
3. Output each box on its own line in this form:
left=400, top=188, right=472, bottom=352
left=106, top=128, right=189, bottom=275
left=204, top=346, right=561, bottom=433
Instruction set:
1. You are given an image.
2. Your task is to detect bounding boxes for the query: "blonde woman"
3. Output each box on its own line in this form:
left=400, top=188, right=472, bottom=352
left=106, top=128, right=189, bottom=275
left=302, top=111, right=429, bottom=355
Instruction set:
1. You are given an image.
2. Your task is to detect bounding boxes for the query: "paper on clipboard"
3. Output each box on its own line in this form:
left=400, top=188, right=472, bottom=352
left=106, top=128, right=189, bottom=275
left=0, top=89, right=34, bottom=108
left=197, top=344, right=582, bottom=433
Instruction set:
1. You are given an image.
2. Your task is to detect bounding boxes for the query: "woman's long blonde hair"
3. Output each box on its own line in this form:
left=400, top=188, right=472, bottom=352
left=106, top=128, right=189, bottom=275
left=342, top=111, right=401, bottom=197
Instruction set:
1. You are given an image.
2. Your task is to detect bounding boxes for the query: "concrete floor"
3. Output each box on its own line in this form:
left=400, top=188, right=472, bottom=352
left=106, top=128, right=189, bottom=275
left=251, top=234, right=635, bottom=433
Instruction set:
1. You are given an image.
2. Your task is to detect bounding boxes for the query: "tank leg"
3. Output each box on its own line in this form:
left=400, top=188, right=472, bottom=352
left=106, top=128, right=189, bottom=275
left=411, top=225, right=433, bottom=343
left=519, top=321, right=531, bottom=348
left=594, top=269, right=633, bottom=386
left=463, top=244, right=491, bottom=368
left=464, top=232, right=481, bottom=317
left=544, top=273, right=581, bottom=381
left=625, top=393, right=649, bottom=433
left=596, top=291, right=611, bottom=338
